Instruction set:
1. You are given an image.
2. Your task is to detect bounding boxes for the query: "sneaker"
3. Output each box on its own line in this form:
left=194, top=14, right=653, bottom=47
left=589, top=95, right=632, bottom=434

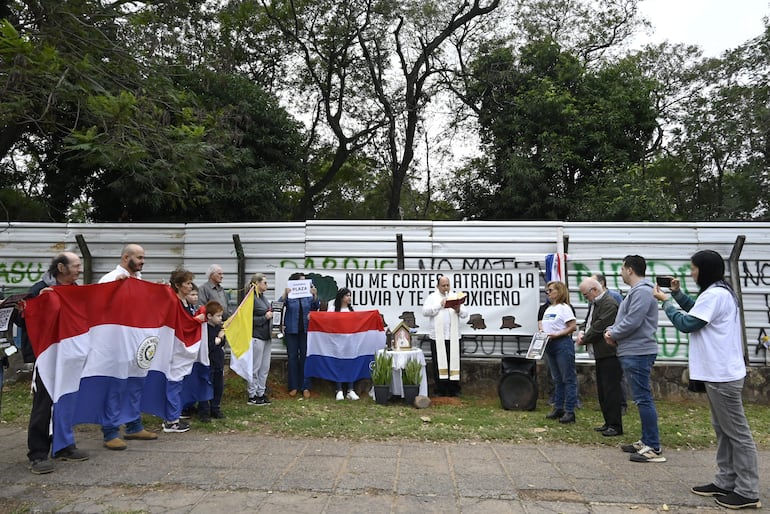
left=124, top=429, right=158, bottom=440
left=692, top=483, right=731, bottom=497
left=30, top=458, right=54, bottom=474
left=629, top=445, right=666, bottom=463
left=247, top=396, right=259, bottom=405
left=336, top=390, right=344, bottom=401
left=163, top=419, right=191, bottom=433
left=346, top=390, right=360, bottom=401
left=714, top=492, right=761, bottom=509
left=53, top=447, right=89, bottom=461
left=260, top=395, right=271, bottom=405
left=621, top=440, right=644, bottom=453
left=252, top=396, right=268, bottom=406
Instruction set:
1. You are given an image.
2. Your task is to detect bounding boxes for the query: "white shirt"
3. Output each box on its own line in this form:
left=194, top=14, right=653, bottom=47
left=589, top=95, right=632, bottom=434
left=99, top=264, right=141, bottom=283
left=541, top=303, right=575, bottom=336
left=688, top=285, right=745, bottom=382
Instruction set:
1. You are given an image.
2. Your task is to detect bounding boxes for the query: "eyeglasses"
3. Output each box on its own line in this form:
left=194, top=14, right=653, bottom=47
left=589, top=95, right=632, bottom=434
left=583, top=287, right=596, bottom=295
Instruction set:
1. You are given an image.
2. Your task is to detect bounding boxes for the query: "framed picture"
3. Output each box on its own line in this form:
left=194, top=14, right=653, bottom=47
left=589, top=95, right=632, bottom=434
left=525, top=331, right=550, bottom=360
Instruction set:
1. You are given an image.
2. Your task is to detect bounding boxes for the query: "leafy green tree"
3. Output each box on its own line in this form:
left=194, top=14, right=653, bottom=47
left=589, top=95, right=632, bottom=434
left=456, top=38, right=658, bottom=219
left=1, top=2, right=302, bottom=222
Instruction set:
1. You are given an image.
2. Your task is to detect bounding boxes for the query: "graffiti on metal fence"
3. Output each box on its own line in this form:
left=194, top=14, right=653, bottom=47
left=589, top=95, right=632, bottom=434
left=0, top=261, right=44, bottom=284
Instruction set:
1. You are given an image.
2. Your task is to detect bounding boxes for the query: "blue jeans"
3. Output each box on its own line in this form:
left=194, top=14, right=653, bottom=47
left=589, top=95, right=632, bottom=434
left=619, top=354, right=660, bottom=449
left=544, top=336, right=577, bottom=413
left=285, top=332, right=310, bottom=392
left=102, top=418, right=144, bottom=441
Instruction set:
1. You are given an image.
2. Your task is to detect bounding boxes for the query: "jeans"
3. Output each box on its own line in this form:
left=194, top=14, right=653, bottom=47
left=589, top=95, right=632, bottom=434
left=544, top=336, right=577, bottom=413
left=102, top=418, right=144, bottom=442
left=285, top=332, right=310, bottom=392
left=619, top=354, right=660, bottom=449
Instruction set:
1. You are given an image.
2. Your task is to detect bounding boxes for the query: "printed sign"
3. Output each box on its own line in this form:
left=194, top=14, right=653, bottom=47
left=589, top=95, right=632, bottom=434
left=287, top=279, right=313, bottom=299
left=275, top=268, right=539, bottom=337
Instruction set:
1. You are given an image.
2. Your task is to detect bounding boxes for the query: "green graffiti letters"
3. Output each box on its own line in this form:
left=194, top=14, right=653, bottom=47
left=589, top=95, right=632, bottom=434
left=0, top=261, right=44, bottom=284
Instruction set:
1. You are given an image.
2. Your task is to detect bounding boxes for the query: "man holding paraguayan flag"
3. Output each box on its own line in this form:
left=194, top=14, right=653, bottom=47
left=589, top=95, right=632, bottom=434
left=22, top=269, right=204, bottom=468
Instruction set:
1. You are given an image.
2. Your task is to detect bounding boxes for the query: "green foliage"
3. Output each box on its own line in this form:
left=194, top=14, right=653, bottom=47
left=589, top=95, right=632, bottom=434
left=458, top=38, right=658, bottom=220
left=371, top=351, right=393, bottom=385
left=402, top=358, right=423, bottom=386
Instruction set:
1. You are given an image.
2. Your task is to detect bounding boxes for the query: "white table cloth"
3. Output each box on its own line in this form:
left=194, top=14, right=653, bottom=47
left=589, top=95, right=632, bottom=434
left=379, top=348, right=428, bottom=397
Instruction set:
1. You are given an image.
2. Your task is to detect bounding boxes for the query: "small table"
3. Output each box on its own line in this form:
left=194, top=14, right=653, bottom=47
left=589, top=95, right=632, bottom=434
left=379, top=348, right=428, bottom=397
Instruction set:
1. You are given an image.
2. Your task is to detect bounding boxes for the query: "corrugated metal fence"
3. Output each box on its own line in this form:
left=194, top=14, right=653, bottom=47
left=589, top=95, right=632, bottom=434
left=2, top=221, right=768, bottom=366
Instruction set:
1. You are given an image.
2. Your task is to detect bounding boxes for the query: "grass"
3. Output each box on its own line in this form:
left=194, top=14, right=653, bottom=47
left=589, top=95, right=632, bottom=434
left=3, top=371, right=770, bottom=450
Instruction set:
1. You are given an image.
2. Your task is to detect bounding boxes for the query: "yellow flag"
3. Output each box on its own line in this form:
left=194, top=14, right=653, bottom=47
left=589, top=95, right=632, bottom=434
left=223, top=286, right=254, bottom=359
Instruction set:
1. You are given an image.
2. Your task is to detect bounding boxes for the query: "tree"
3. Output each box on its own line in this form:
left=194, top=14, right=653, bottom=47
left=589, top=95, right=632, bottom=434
left=1, top=2, right=302, bottom=222
left=455, top=38, right=658, bottom=220
left=253, top=0, right=500, bottom=220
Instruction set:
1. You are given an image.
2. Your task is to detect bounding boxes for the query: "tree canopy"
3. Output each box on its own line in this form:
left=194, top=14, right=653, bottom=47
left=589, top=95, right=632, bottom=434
left=1, top=1, right=768, bottom=222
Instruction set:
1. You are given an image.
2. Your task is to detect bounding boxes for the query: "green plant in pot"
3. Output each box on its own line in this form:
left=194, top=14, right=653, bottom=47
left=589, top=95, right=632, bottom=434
left=371, top=351, right=393, bottom=405
left=402, top=358, right=422, bottom=386
left=401, top=358, right=422, bottom=406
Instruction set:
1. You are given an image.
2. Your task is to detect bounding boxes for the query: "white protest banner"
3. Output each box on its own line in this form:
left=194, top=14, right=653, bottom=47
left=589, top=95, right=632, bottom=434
left=276, top=268, right=539, bottom=337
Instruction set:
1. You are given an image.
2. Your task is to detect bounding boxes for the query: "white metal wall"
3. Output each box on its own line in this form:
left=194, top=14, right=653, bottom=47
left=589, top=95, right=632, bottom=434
left=2, top=221, right=768, bottom=365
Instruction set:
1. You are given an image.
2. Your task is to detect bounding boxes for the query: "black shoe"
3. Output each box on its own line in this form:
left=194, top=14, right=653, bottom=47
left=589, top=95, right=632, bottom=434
left=211, top=411, right=226, bottom=419
left=558, top=412, right=576, bottom=424
left=53, top=447, right=89, bottom=461
left=601, top=427, right=622, bottom=437
left=261, top=395, right=272, bottom=405
left=714, top=492, right=761, bottom=509
left=247, top=396, right=259, bottom=405
left=199, top=414, right=211, bottom=423
left=30, top=458, right=54, bottom=474
left=545, top=409, right=565, bottom=420
left=251, top=396, right=268, bottom=406
left=593, top=425, right=609, bottom=432
left=691, top=483, right=731, bottom=497
left=162, top=419, right=191, bottom=433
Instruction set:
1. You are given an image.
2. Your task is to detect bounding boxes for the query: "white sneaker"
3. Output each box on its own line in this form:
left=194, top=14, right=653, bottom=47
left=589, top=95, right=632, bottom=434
left=346, top=390, right=360, bottom=401
left=335, top=390, right=344, bottom=401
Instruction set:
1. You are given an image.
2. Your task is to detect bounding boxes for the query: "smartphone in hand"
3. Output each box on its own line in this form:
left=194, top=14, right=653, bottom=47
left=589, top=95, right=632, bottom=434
left=656, top=276, right=673, bottom=288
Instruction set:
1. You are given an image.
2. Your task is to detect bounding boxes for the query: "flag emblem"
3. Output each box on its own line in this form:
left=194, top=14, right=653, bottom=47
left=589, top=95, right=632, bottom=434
left=136, top=336, right=159, bottom=369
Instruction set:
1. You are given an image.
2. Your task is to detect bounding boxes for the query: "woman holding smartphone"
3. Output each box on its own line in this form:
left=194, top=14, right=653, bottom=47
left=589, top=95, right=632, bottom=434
left=653, top=251, right=760, bottom=510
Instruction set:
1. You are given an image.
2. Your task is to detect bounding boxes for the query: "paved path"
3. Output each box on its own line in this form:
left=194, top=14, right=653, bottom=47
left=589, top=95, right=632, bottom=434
left=0, top=425, right=766, bottom=513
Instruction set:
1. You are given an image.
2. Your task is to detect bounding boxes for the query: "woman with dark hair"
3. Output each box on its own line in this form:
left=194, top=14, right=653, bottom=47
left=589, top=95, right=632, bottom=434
left=327, top=288, right=359, bottom=400
left=279, top=272, right=320, bottom=398
left=541, top=281, right=578, bottom=424
left=654, top=250, right=760, bottom=510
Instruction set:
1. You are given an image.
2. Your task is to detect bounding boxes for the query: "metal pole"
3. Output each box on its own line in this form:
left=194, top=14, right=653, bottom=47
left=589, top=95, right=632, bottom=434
left=728, top=235, right=747, bottom=363
left=75, top=234, right=92, bottom=284
left=232, top=234, right=245, bottom=303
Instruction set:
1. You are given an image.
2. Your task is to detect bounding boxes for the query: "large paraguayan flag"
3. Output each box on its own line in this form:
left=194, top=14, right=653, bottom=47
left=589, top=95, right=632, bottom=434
left=24, top=278, right=203, bottom=454
left=305, top=310, right=385, bottom=383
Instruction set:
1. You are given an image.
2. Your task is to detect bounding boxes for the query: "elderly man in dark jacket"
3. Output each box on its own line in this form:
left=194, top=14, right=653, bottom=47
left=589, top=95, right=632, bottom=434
left=577, top=277, right=621, bottom=437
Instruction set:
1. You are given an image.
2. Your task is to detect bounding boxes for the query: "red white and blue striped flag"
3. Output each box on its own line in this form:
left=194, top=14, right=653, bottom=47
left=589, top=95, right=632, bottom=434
left=305, top=310, right=385, bottom=383
left=24, top=278, right=203, bottom=454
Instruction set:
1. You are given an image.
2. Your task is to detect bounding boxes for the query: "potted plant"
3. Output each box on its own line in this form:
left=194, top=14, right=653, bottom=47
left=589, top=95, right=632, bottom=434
left=401, top=358, right=422, bottom=406
left=370, top=351, right=393, bottom=405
